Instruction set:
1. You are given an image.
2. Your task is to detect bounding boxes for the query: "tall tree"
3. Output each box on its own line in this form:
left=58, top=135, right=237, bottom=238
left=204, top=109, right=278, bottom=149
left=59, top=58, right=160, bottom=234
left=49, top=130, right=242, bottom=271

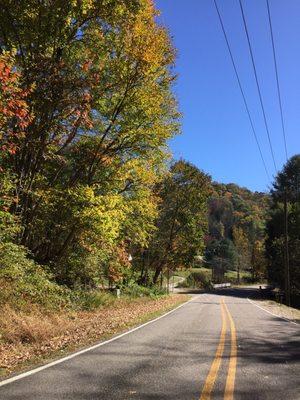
left=232, top=226, right=249, bottom=284
left=144, top=160, right=211, bottom=284
left=267, top=155, right=300, bottom=305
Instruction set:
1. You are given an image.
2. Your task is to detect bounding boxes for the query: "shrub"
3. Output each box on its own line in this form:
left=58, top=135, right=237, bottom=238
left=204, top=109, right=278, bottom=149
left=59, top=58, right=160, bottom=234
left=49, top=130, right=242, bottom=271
left=180, top=271, right=212, bottom=289
left=121, top=282, right=167, bottom=298
left=0, top=242, right=69, bottom=310
left=70, top=290, right=115, bottom=311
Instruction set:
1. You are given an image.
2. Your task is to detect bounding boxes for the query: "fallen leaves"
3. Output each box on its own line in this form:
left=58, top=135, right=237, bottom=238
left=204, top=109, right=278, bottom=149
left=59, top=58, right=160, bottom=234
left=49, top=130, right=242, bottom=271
left=0, top=294, right=188, bottom=375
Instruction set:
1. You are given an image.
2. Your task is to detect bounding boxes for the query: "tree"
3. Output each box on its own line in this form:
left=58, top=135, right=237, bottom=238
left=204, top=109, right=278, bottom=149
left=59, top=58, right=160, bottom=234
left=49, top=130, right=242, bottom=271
left=206, top=238, right=236, bottom=281
left=251, top=239, right=267, bottom=281
left=145, top=160, right=211, bottom=284
left=267, top=155, right=300, bottom=305
left=232, top=226, right=249, bottom=284
left=0, top=52, right=31, bottom=162
left=0, top=52, right=32, bottom=244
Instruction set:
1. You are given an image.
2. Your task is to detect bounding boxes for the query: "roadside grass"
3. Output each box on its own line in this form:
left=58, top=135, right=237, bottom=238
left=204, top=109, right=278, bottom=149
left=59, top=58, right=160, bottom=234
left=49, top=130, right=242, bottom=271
left=225, top=269, right=252, bottom=281
left=171, top=276, right=185, bottom=284
left=0, top=294, right=188, bottom=378
left=173, top=270, right=190, bottom=278
left=174, top=267, right=211, bottom=278
left=174, top=266, right=254, bottom=289
left=160, top=275, right=185, bottom=287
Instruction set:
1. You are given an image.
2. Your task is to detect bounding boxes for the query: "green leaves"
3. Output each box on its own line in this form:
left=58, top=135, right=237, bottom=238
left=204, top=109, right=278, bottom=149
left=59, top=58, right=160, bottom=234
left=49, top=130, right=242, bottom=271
left=146, top=160, right=212, bottom=283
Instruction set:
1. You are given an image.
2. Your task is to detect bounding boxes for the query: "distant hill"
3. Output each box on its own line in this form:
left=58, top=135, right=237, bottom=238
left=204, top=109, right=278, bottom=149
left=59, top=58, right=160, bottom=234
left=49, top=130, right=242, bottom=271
left=205, top=182, right=270, bottom=282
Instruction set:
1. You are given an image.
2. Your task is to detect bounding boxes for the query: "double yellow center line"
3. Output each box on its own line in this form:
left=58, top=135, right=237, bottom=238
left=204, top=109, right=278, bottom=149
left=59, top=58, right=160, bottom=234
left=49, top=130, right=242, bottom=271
left=200, top=298, right=237, bottom=400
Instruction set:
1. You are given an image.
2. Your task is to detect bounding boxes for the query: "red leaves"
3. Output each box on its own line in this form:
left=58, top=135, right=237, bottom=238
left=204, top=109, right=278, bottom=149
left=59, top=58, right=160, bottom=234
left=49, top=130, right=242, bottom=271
left=0, top=53, right=32, bottom=162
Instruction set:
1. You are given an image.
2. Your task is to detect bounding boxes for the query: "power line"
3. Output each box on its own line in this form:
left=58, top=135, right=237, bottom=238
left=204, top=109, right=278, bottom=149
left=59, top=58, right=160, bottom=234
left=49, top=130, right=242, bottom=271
left=238, top=0, right=277, bottom=173
left=213, top=0, right=271, bottom=181
left=266, top=0, right=288, bottom=161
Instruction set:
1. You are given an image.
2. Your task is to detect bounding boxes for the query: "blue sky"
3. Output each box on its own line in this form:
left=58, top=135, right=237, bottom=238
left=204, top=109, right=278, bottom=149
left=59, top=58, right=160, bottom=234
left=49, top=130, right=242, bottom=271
left=156, top=0, right=300, bottom=192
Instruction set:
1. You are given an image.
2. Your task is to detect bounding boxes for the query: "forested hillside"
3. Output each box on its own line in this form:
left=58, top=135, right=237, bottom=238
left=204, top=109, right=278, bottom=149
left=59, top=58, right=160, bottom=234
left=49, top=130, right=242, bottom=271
left=205, top=156, right=300, bottom=308
left=205, top=182, right=269, bottom=282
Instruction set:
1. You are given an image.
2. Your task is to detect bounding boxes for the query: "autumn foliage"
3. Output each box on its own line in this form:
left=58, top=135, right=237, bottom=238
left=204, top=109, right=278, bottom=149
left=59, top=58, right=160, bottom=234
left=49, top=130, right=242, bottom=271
left=0, top=0, right=182, bottom=296
left=0, top=53, right=31, bottom=159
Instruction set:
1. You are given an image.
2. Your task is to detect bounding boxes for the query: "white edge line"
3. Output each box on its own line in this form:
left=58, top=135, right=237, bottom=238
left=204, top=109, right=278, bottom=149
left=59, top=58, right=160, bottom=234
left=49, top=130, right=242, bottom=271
left=0, top=295, right=199, bottom=387
left=247, top=298, right=298, bottom=326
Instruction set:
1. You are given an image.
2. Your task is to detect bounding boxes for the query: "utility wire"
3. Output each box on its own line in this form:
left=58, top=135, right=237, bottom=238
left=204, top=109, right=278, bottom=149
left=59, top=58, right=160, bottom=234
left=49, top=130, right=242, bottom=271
left=239, top=0, right=277, bottom=173
left=213, top=0, right=270, bottom=181
left=266, top=0, right=288, bottom=161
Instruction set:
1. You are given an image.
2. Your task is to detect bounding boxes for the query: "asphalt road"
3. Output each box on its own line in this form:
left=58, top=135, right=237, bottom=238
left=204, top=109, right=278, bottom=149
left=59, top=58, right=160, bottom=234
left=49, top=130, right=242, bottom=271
left=0, top=288, right=299, bottom=399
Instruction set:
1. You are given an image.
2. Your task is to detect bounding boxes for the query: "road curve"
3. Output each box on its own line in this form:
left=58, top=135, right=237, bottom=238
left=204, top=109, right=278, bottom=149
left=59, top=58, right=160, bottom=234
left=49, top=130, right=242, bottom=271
left=0, top=288, right=299, bottom=399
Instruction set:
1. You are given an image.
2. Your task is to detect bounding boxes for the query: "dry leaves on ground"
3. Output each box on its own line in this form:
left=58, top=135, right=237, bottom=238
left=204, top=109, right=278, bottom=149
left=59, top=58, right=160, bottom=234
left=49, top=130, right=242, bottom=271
left=0, top=294, right=188, bottom=375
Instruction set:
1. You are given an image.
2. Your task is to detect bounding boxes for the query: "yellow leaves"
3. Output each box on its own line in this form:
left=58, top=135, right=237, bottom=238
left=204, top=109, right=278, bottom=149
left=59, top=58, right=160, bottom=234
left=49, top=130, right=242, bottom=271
left=81, top=0, right=94, bottom=15
left=123, top=0, right=174, bottom=74
left=70, top=0, right=94, bottom=15
left=72, top=189, right=126, bottom=244
left=232, top=226, right=249, bottom=253
left=121, top=158, right=160, bottom=186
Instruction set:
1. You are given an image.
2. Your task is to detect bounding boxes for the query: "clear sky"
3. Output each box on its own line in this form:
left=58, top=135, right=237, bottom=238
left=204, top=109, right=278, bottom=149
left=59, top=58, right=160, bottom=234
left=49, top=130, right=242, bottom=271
left=156, top=0, right=300, bottom=192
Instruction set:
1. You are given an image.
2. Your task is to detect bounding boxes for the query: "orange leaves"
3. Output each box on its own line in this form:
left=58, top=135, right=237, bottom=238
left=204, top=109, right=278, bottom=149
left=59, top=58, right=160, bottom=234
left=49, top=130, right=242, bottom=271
left=82, top=60, right=92, bottom=72
left=0, top=53, right=32, bottom=160
left=107, top=243, right=132, bottom=284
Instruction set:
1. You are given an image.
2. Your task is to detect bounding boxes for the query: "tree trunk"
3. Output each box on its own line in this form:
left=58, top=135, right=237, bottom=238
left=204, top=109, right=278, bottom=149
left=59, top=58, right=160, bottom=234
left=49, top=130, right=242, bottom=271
left=153, top=263, right=163, bottom=285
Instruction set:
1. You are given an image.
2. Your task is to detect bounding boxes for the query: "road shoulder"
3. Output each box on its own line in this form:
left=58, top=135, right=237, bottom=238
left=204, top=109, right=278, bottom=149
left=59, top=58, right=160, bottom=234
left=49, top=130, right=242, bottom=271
left=248, top=298, right=300, bottom=324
